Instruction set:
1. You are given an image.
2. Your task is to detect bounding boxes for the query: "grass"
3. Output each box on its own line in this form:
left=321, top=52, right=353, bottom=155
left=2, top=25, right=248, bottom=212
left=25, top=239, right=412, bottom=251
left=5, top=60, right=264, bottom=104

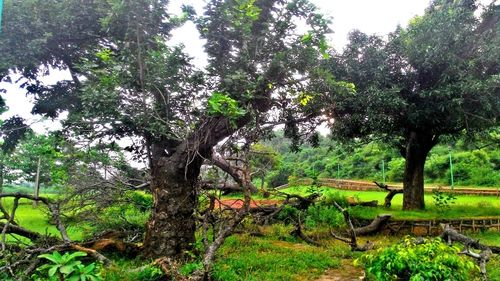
left=282, top=186, right=500, bottom=220
left=0, top=197, right=85, bottom=242
left=2, top=188, right=499, bottom=280
left=212, top=232, right=340, bottom=281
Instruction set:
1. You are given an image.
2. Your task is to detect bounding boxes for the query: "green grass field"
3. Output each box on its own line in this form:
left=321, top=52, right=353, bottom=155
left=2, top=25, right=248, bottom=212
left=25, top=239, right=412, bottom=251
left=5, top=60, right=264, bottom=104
left=0, top=197, right=85, bottom=242
left=2, top=189, right=499, bottom=280
left=282, top=186, right=500, bottom=220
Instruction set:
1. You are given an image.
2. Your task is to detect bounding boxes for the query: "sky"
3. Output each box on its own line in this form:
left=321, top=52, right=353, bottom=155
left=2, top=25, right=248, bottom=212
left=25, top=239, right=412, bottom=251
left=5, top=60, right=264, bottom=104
left=0, top=0, right=496, bottom=133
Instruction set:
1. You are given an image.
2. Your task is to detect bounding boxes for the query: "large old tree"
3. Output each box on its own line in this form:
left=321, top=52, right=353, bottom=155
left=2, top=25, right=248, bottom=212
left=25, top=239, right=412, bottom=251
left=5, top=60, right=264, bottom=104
left=0, top=0, right=336, bottom=258
left=325, top=0, right=500, bottom=210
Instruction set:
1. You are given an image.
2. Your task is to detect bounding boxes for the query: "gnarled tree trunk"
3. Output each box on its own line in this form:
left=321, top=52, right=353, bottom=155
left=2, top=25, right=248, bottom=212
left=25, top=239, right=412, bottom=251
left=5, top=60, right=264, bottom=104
left=402, top=131, right=437, bottom=210
left=143, top=149, right=200, bottom=258
left=143, top=116, right=251, bottom=258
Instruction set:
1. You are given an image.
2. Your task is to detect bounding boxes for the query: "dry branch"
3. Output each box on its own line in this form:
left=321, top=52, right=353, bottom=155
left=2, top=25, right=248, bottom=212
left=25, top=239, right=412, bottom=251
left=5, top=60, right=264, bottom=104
left=354, top=214, right=392, bottom=236
left=374, top=181, right=403, bottom=208
left=440, top=224, right=497, bottom=281
left=331, top=201, right=374, bottom=251
left=0, top=192, right=113, bottom=274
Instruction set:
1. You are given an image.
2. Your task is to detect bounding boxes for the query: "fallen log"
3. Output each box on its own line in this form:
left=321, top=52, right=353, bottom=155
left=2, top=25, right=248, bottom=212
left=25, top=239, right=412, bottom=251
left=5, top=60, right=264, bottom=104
left=354, top=214, right=392, bottom=236
left=440, top=224, right=498, bottom=281
left=440, top=224, right=499, bottom=254
left=348, top=199, right=378, bottom=207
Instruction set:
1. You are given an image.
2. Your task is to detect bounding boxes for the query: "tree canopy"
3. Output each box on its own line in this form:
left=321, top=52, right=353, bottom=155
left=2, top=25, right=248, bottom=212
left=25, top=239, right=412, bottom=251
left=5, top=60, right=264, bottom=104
left=0, top=0, right=340, bottom=258
left=326, top=0, right=500, bottom=209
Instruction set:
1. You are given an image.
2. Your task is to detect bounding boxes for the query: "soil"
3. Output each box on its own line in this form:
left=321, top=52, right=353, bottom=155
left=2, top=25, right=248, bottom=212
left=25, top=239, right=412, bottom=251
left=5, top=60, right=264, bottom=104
left=216, top=199, right=281, bottom=209
left=316, top=259, right=365, bottom=281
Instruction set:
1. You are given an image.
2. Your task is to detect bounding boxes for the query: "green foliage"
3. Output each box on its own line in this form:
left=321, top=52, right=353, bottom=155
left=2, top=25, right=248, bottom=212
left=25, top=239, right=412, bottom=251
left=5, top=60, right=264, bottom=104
left=265, top=132, right=500, bottom=187
left=207, top=92, right=246, bottom=121
left=356, top=237, right=479, bottom=281
left=34, top=251, right=101, bottom=281
left=431, top=188, right=457, bottom=210
left=179, top=262, right=203, bottom=276
left=304, top=204, right=343, bottom=228
left=84, top=192, right=150, bottom=236
left=275, top=205, right=299, bottom=223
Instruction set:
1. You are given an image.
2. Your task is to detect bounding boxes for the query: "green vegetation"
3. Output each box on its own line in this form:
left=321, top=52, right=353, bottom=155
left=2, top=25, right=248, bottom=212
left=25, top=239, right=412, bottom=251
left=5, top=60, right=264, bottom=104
left=34, top=251, right=101, bottom=281
left=283, top=186, right=500, bottom=220
left=265, top=134, right=500, bottom=188
left=212, top=234, right=339, bottom=281
left=356, top=237, right=480, bottom=281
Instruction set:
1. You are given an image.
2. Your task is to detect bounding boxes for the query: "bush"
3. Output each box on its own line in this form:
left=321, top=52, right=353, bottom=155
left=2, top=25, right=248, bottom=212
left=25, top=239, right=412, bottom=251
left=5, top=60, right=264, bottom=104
left=266, top=166, right=292, bottom=188
left=321, top=191, right=349, bottom=208
left=356, top=237, right=479, bottom=281
left=304, top=204, right=343, bottom=228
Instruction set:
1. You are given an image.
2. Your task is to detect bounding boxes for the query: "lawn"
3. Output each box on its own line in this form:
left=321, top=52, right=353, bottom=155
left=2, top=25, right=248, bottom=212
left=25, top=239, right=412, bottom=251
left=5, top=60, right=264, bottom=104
left=1, top=190, right=499, bottom=280
left=282, top=186, right=500, bottom=220
left=0, top=197, right=85, bottom=242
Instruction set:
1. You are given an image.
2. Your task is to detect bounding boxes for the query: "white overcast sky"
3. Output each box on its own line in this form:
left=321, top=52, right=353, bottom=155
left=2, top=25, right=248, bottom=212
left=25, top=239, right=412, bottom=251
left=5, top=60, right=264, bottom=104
left=1, top=0, right=497, bottom=133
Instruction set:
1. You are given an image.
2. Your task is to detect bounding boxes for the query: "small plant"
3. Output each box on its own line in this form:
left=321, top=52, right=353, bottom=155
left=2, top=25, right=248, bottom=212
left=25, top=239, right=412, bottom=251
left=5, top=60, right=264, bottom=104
left=33, top=251, right=101, bottom=281
left=355, top=237, right=479, bottom=281
left=432, top=188, right=457, bottom=209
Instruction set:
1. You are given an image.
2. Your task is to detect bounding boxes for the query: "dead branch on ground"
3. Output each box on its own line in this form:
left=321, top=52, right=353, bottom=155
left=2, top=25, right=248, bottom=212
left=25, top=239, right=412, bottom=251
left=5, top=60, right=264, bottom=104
left=440, top=224, right=498, bottom=281
left=330, top=201, right=374, bottom=251
left=0, top=193, right=112, bottom=277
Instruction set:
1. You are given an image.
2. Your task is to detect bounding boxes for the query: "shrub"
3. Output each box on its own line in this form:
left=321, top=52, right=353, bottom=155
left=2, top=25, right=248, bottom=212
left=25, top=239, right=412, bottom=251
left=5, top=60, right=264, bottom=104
left=304, top=204, right=343, bottom=228
left=321, top=191, right=349, bottom=208
left=356, top=237, right=479, bottom=281
left=33, top=251, right=101, bottom=281
left=432, top=188, right=457, bottom=210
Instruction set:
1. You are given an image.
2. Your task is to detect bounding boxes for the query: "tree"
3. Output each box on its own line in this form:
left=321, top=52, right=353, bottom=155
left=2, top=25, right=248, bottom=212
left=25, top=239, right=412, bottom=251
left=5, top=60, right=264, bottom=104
left=326, top=0, right=500, bottom=209
left=249, top=143, right=280, bottom=190
left=4, top=133, right=68, bottom=188
left=0, top=0, right=338, bottom=258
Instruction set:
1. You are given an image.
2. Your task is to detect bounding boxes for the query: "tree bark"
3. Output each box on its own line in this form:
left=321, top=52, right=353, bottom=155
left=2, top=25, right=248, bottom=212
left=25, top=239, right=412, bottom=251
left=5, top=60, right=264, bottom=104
left=142, top=149, right=199, bottom=259
left=142, top=116, right=250, bottom=258
left=402, top=132, right=436, bottom=210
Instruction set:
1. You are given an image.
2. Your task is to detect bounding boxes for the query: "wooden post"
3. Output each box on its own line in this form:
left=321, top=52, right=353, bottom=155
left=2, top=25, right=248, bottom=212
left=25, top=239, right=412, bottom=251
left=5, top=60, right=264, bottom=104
left=33, top=157, right=41, bottom=207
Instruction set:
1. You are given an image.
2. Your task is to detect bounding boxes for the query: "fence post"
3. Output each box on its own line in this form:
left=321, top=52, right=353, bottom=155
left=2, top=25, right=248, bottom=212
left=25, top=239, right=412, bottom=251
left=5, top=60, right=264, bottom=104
left=449, top=149, right=454, bottom=190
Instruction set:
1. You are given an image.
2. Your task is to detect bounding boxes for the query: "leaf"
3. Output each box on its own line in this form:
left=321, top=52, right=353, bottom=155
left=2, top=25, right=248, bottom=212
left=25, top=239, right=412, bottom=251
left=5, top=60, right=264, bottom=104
left=39, top=253, right=61, bottom=264
left=66, top=251, right=88, bottom=262
left=48, top=265, right=59, bottom=277
left=60, top=264, right=77, bottom=275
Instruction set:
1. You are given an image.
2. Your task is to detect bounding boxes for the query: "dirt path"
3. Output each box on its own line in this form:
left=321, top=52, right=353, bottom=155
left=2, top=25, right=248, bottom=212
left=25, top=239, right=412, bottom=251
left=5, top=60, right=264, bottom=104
left=316, top=259, right=365, bottom=281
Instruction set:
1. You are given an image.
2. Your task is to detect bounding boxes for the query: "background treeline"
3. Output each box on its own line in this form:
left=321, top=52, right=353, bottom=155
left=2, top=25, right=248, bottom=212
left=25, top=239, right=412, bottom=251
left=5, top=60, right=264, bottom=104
left=264, top=131, right=500, bottom=188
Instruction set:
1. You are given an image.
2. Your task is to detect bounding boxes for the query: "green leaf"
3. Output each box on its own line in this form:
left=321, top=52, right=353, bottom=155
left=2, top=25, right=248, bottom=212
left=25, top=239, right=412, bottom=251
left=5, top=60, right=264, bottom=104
left=60, top=264, right=77, bottom=275
left=48, top=265, right=59, bottom=277
left=39, top=252, right=62, bottom=264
